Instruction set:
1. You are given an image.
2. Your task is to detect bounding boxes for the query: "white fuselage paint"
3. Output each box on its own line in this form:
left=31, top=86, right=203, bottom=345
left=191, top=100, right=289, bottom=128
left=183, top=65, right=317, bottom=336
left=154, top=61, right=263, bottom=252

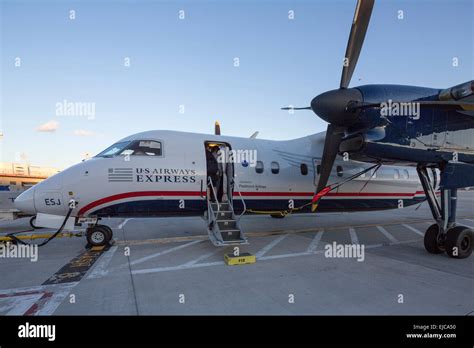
left=15, top=130, right=426, bottom=220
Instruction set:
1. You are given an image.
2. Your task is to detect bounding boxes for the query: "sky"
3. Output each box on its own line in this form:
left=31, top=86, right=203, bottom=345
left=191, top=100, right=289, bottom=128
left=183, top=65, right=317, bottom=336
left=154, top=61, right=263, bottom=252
left=1, top=0, right=473, bottom=169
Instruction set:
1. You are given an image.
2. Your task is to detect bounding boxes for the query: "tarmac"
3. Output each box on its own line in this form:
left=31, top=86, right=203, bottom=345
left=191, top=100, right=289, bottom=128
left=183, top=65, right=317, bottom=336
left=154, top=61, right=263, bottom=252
left=0, top=191, right=473, bottom=315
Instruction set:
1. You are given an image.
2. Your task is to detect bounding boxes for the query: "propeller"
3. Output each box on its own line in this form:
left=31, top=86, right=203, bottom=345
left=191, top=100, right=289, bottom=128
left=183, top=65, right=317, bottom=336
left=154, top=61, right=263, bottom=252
left=279, top=1, right=375, bottom=210
left=281, top=106, right=312, bottom=111
left=310, top=0, right=374, bottom=210
left=340, top=0, right=375, bottom=89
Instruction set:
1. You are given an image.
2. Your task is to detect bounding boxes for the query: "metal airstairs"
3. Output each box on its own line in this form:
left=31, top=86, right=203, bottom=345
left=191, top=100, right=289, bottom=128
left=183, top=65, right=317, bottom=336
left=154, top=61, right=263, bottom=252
left=206, top=176, right=248, bottom=246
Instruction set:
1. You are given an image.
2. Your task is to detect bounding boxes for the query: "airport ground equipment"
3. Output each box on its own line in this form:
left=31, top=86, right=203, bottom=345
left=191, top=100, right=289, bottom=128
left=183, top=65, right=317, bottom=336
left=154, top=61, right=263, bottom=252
left=206, top=177, right=247, bottom=246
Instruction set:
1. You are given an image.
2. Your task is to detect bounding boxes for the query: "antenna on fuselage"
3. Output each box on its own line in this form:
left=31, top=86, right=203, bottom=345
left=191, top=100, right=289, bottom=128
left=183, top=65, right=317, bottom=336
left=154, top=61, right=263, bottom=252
left=214, top=121, right=221, bottom=135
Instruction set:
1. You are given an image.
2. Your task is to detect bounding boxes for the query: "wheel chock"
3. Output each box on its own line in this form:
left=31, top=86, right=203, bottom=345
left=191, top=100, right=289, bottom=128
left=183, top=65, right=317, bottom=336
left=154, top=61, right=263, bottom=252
left=224, top=252, right=256, bottom=265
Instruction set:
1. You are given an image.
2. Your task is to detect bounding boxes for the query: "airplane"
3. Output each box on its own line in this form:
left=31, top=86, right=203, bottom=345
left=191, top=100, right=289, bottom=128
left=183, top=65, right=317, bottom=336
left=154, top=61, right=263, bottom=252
left=13, top=125, right=427, bottom=249
left=12, top=0, right=473, bottom=260
left=282, top=0, right=474, bottom=258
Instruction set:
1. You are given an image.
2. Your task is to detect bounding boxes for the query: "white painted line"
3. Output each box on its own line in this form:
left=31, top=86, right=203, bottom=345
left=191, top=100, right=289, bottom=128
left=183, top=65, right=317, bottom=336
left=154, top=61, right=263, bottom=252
left=255, top=234, right=288, bottom=258
left=129, top=238, right=423, bottom=275
left=87, top=246, right=118, bottom=279
left=132, top=261, right=225, bottom=275
left=36, top=284, right=77, bottom=315
left=464, top=218, right=474, bottom=223
left=306, top=230, right=324, bottom=253
left=260, top=251, right=311, bottom=261
left=0, top=283, right=78, bottom=316
left=402, top=224, right=424, bottom=236
left=6, top=294, right=43, bottom=315
left=183, top=249, right=222, bottom=266
left=118, top=218, right=132, bottom=229
left=129, top=240, right=201, bottom=267
left=376, top=226, right=398, bottom=243
left=461, top=223, right=474, bottom=229
left=349, top=227, right=359, bottom=244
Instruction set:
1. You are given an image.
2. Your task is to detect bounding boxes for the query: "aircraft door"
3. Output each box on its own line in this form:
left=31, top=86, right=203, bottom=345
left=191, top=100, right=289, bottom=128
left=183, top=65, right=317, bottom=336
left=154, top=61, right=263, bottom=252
left=204, top=142, right=234, bottom=203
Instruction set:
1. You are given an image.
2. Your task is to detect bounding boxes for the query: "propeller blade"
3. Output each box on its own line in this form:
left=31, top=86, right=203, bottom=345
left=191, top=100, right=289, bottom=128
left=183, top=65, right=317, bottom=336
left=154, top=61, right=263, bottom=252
left=214, top=121, right=221, bottom=135
left=281, top=106, right=312, bottom=110
left=340, top=0, right=375, bottom=89
left=316, top=124, right=344, bottom=194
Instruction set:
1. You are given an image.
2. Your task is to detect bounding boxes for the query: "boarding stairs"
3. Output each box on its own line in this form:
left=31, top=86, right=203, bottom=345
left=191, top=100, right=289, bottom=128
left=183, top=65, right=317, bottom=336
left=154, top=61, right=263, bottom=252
left=206, top=177, right=247, bottom=246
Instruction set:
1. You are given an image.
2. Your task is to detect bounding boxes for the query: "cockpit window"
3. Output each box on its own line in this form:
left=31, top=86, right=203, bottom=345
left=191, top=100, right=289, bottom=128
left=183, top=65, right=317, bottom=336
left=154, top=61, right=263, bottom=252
left=120, top=140, right=162, bottom=156
left=95, top=141, right=132, bottom=157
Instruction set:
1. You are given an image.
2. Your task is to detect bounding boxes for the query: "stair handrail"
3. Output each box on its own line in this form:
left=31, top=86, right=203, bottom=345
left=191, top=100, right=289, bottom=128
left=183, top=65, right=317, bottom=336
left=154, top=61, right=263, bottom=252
left=207, top=176, right=221, bottom=224
left=231, top=177, right=247, bottom=219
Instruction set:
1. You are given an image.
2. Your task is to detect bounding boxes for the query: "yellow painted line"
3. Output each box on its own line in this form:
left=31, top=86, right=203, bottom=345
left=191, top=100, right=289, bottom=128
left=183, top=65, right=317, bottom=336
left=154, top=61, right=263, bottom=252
left=224, top=253, right=256, bottom=265
left=0, top=232, right=82, bottom=242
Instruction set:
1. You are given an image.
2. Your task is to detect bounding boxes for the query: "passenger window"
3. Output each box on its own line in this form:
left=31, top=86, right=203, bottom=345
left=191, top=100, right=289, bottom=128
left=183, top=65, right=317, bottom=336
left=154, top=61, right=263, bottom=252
left=300, top=163, right=308, bottom=175
left=402, top=169, right=409, bottom=180
left=121, top=140, right=162, bottom=157
left=271, top=161, right=280, bottom=174
left=359, top=168, right=366, bottom=178
left=255, top=161, right=264, bottom=174
left=336, top=165, right=343, bottom=177
left=394, top=169, right=400, bottom=179
left=316, top=165, right=321, bottom=175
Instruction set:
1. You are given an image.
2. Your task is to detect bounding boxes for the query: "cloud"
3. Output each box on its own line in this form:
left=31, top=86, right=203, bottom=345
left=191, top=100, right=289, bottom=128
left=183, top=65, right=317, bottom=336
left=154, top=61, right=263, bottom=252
left=73, top=129, right=94, bottom=137
left=37, top=120, right=59, bottom=132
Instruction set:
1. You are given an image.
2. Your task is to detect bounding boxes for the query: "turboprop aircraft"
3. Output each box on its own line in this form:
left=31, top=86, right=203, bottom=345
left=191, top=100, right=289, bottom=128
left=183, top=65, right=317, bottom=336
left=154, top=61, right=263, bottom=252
left=14, top=125, right=427, bottom=248
left=283, top=0, right=474, bottom=258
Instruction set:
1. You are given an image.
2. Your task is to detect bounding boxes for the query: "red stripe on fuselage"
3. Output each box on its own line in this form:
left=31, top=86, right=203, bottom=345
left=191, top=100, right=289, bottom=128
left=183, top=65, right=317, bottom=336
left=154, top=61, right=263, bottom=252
left=78, top=191, right=202, bottom=215
left=78, top=190, right=424, bottom=216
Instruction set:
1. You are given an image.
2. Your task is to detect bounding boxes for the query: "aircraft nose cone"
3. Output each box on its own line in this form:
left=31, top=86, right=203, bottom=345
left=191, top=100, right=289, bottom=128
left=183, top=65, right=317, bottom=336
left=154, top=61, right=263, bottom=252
left=14, top=187, right=36, bottom=214
left=310, top=88, right=363, bottom=126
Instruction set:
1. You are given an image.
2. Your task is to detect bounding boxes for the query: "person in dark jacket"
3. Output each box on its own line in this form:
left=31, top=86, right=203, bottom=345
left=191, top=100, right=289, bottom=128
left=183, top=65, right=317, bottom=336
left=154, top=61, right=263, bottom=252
left=206, top=146, right=220, bottom=201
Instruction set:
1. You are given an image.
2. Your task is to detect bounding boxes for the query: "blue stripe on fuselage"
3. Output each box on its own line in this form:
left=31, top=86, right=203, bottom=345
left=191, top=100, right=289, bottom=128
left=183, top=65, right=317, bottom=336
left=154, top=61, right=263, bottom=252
left=90, top=197, right=425, bottom=217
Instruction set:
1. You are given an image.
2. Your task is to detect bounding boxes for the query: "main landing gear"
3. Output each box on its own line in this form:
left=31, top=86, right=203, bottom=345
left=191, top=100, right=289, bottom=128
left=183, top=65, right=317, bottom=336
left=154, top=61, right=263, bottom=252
left=417, top=165, right=473, bottom=259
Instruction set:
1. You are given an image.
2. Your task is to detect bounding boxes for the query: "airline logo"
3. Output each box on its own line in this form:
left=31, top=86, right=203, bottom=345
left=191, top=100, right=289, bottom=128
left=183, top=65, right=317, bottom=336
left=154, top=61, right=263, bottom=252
left=108, top=168, right=196, bottom=183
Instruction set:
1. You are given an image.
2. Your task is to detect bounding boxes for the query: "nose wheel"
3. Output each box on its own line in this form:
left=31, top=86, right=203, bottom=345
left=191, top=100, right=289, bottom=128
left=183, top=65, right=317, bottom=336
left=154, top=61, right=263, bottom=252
left=86, top=225, right=113, bottom=247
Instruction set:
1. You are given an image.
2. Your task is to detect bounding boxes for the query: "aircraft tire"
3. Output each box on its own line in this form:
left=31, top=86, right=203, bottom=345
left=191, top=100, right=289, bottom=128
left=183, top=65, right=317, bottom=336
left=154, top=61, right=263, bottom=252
left=445, top=226, right=473, bottom=259
left=86, top=225, right=112, bottom=247
left=423, top=223, right=444, bottom=254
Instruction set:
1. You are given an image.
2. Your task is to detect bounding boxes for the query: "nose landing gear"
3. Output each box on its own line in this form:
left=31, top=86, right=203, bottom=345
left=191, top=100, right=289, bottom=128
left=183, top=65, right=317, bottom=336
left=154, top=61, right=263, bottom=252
left=86, top=225, right=113, bottom=247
